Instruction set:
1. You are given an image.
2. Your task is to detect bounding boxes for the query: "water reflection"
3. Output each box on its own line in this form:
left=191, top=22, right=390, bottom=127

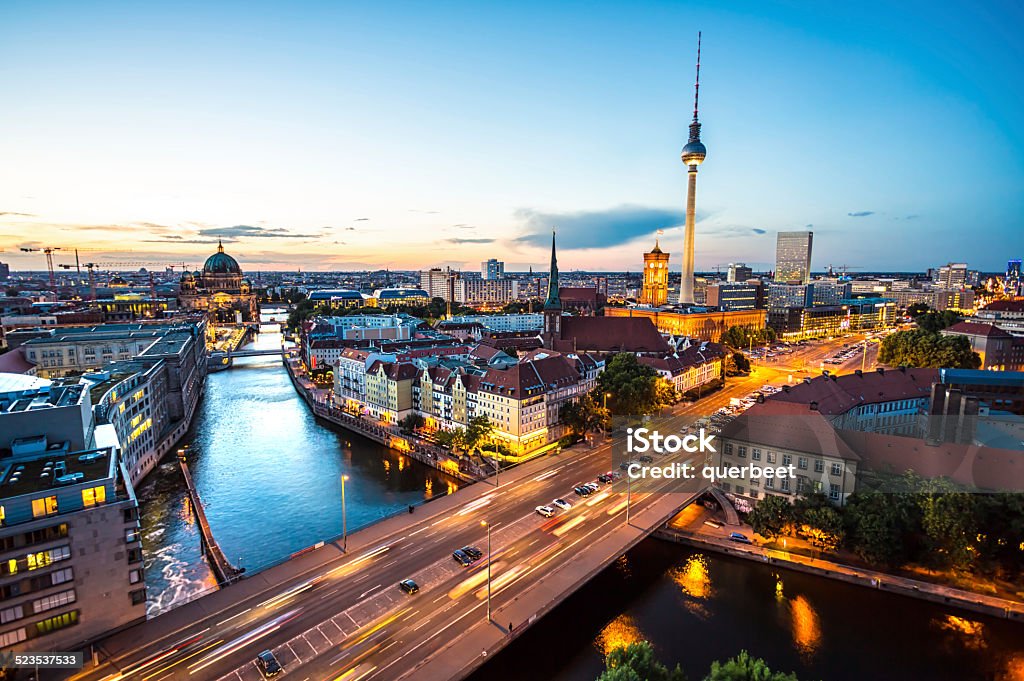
left=937, top=614, right=987, bottom=651
left=595, top=614, right=644, bottom=658
left=789, top=595, right=821, bottom=660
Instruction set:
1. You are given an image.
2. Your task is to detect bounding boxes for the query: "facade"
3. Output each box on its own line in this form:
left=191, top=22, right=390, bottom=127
left=178, top=241, right=258, bottom=323
left=454, top=278, right=519, bottom=306
left=839, top=298, right=897, bottom=331
left=639, top=240, right=670, bottom=307
left=774, top=231, right=813, bottom=285
left=768, top=283, right=814, bottom=310
left=935, top=263, right=968, bottom=290
left=768, top=305, right=847, bottom=340
left=606, top=306, right=767, bottom=344
left=481, top=259, right=505, bottom=280
left=420, top=268, right=459, bottom=301
left=447, top=314, right=542, bottom=333
left=307, top=290, right=366, bottom=307
left=942, top=321, right=1024, bottom=371
left=638, top=340, right=725, bottom=396
left=811, top=280, right=853, bottom=306
left=890, top=287, right=976, bottom=312
left=726, top=263, right=753, bottom=283
left=706, top=282, right=762, bottom=311
left=371, top=288, right=431, bottom=308
left=0, top=377, right=146, bottom=653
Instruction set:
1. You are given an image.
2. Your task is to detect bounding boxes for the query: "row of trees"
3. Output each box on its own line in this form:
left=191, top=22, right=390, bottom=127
left=748, top=473, right=1024, bottom=575
left=720, top=324, right=777, bottom=349
left=877, top=329, right=980, bottom=369
left=599, top=641, right=802, bottom=681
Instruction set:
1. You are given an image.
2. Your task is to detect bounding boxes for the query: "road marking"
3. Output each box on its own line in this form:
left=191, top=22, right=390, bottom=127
left=328, top=619, right=346, bottom=635
left=217, top=608, right=252, bottom=627
left=346, top=611, right=359, bottom=627
left=286, top=642, right=300, bottom=661
left=359, top=584, right=383, bottom=599
left=302, top=635, right=318, bottom=654
left=408, top=526, right=429, bottom=536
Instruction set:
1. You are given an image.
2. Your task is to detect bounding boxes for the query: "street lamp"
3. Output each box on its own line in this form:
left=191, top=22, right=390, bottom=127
left=481, top=520, right=491, bottom=622
left=626, top=467, right=632, bottom=525
left=341, top=474, right=349, bottom=551
left=603, top=392, right=612, bottom=440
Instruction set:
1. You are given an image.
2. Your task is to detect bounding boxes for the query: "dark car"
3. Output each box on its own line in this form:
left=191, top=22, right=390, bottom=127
left=399, top=579, right=419, bottom=594
left=728, top=532, right=753, bottom=544
left=256, top=650, right=283, bottom=678
left=597, top=474, right=612, bottom=484
left=461, top=546, right=483, bottom=560
left=618, top=462, right=631, bottom=471
left=573, top=486, right=592, bottom=496
left=453, top=549, right=475, bottom=566
left=638, top=455, right=654, bottom=464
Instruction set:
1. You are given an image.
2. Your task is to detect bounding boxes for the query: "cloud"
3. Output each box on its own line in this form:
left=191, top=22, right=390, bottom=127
left=847, top=211, right=875, bottom=217
left=806, top=224, right=813, bottom=228
left=513, top=204, right=690, bottom=249
left=0, top=212, right=35, bottom=217
left=354, top=217, right=370, bottom=221
left=447, top=238, right=495, bottom=244
left=408, top=209, right=441, bottom=214
left=452, top=224, right=475, bottom=229
left=197, top=224, right=321, bottom=239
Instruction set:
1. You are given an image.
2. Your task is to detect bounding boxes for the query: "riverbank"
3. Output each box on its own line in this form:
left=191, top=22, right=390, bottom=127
left=282, top=348, right=487, bottom=482
left=656, top=505, right=1024, bottom=622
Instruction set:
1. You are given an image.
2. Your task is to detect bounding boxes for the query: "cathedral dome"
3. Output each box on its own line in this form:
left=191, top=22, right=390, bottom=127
left=203, top=240, right=241, bottom=275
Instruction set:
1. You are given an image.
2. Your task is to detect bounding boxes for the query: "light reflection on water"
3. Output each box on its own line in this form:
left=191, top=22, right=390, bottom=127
left=140, top=312, right=461, bottom=615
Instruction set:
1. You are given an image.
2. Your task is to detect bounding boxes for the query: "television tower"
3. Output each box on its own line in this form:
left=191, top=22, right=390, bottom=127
left=679, top=32, right=707, bottom=305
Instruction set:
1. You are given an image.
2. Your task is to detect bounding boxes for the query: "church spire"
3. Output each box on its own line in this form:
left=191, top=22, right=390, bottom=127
left=544, top=229, right=561, bottom=310
left=217, top=238, right=224, bottom=253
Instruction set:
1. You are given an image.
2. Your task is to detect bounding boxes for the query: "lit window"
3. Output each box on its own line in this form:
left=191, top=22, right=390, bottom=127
left=82, top=486, right=106, bottom=508
left=31, top=496, right=58, bottom=518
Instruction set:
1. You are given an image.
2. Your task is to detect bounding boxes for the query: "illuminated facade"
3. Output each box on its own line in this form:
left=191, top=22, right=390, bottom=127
left=639, top=240, right=670, bottom=306
left=775, top=231, right=813, bottom=284
left=605, top=306, right=766, bottom=343
left=178, top=241, right=258, bottom=323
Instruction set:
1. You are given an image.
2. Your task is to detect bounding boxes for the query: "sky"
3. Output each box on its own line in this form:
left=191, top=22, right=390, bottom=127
left=1, top=0, right=1022, bottom=274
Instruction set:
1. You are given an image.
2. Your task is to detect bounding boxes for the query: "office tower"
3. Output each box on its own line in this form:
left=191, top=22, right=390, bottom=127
left=481, top=258, right=505, bottom=280
left=419, top=267, right=460, bottom=301
left=1006, top=259, right=1021, bottom=295
left=726, top=263, right=752, bottom=283
left=936, top=263, right=967, bottom=290
left=639, top=239, right=670, bottom=306
left=775, top=231, right=813, bottom=284
left=679, top=33, right=707, bottom=305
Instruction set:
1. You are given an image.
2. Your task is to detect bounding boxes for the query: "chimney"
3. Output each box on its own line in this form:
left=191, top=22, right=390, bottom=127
left=809, top=400, right=819, bottom=411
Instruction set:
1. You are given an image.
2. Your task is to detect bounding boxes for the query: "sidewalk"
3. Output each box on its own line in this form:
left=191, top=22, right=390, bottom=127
left=655, top=509, right=1024, bottom=623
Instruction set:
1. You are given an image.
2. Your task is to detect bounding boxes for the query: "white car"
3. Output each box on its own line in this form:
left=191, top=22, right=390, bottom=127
left=551, top=498, right=572, bottom=511
left=535, top=505, right=556, bottom=518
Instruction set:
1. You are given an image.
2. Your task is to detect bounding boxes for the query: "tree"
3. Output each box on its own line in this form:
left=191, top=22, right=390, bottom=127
left=596, top=353, right=667, bottom=416
left=905, top=302, right=931, bottom=318
left=560, top=392, right=610, bottom=439
left=398, top=413, right=425, bottom=434
left=726, top=351, right=751, bottom=375
left=599, top=641, right=687, bottom=681
left=917, top=478, right=978, bottom=570
left=800, top=506, right=845, bottom=551
left=720, top=325, right=776, bottom=349
left=877, top=329, right=981, bottom=369
left=704, top=650, right=799, bottom=681
left=843, top=492, right=918, bottom=567
left=463, top=415, right=493, bottom=455
left=915, top=310, right=961, bottom=333
left=748, top=495, right=792, bottom=540
left=434, top=427, right=467, bottom=455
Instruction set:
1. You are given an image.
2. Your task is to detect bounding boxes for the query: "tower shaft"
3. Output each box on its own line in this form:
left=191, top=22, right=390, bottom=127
left=680, top=168, right=698, bottom=304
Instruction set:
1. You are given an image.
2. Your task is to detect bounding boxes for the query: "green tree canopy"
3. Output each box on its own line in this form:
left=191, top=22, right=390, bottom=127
left=915, top=310, right=962, bottom=333
left=720, top=325, right=776, bottom=349
left=560, top=391, right=611, bottom=438
left=877, top=329, right=980, bottom=369
left=748, top=494, right=792, bottom=540
left=704, top=650, right=800, bottom=681
left=599, top=641, right=687, bottom=681
left=597, top=353, right=670, bottom=416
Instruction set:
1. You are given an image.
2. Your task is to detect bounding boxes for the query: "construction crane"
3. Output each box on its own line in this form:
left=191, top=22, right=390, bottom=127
left=58, top=262, right=99, bottom=302
left=20, top=246, right=62, bottom=288
left=827, top=264, right=863, bottom=277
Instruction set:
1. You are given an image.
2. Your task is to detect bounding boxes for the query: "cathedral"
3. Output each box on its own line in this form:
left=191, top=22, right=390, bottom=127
left=178, top=240, right=259, bottom=323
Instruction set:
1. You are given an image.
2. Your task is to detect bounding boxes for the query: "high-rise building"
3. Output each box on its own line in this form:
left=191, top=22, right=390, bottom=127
left=454, top=278, right=519, bottom=306
left=0, top=262, right=10, bottom=280
left=706, top=282, right=762, bottom=311
left=419, top=268, right=460, bottom=301
left=1005, top=259, right=1022, bottom=296
left=481, top=259, right=505, bottom=280
left=775, top=231, right=813, bottom=284
left=726, top=263, right=752, bottom=283
left=679, top=33, right=707, bottom=305
left=811, top=280, right=853, bottom=306
left=935, top=263, right=968, bottom=290
left=639, top=239, right=670, bottom=306
left=768, top=283, right=815, bottom=310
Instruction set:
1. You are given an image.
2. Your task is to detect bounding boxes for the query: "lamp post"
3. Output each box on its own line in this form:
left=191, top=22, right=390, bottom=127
left=603, top=392, right=611, bottom=440
left=626, top=467, right=632, bottom=525
left=341, top=474, right=349, bottom=551
left=481, top=520, right=491, bottom=622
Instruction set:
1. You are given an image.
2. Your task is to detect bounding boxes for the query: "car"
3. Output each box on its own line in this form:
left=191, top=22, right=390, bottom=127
left=552, top=498, right=572, bottom=510
left=574, top=486, right=593, bottom=496
left=256, top=650, right=283, bottom=678
left=585, top=482, right=601, bottom=491
left=398, top=579, right=419, bottom=594
left=461, top=545, right=483, bottom=560
left=638, top=455, right=654, bottom=464
left=597, top=473, right=613, bottom=484
left=728, top=532, right=753, bottom=544
left=606, top=471, right=621, bottom=480
left=618, top=462, right=631, bottom=471
left=536, top=505, right=556, bottom=518
left=452, top=549, right=474, bottom=566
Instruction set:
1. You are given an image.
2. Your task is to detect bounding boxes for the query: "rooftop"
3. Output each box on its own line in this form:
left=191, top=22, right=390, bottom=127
left=0, top=380, right=88, bottom=415
left=0, top=445, right=112, bottom=500
left=769, top=367, right=937, bottom=416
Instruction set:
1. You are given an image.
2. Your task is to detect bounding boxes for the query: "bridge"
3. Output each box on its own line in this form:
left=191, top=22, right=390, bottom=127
left=68, top=433, right=714, bottom=681
left=177, top=452, right=244, bottom=586
left=222, top=348, right=285, bottom=358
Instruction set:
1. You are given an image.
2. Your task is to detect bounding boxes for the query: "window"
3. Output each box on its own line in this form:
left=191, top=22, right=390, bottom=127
left=82, top=486, right=107, bottom=508
left=34, top=610, right=78, bottom=636
left=798, top=457, right=808, bottom=470
left=51, top=567, right=73, bottom=586
left=0, top=627, right=26, bottom=648
left=736, top=486, right=745, bottom=495
left=127, top=548, right=143, bottom=564
left=130, top=589, right=146, bottom=605
left=724, top=443, right=733, bottom=456
left=782, top=454, right=792, bottom=466
left=830, top=483, right=841, bottom=500
left=125, top=527, right=140, bottom=544
left=765, top=477, right=774, bottom=489
left=738, top=446, right=747, bottom=458
left=750, top=478, right=759, bottom=487
left=752, top=448, right=761, bottom=461
left=32, top=589, right=76, bottom=614
left=0, top=505, right=5, bottom=527
left=780, top=478, right=791, bottom=492
left=31, top=496, right=58, bottom=518
left=814, top=459, right=824, bottom=473
left=1, top=604, right=24, bottom=625
left=797, top=477, right=807, bottom=493
left=129, top=568, right=143, bottom=585
left=767, top=451, right=776, bottom=464
left=831, top=462, right=843, bottom=476
left=27, top=545, right=71, bottom=571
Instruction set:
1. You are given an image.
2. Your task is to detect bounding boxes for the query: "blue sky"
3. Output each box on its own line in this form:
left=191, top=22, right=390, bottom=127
left=1, top=0, right=1021, bottom=272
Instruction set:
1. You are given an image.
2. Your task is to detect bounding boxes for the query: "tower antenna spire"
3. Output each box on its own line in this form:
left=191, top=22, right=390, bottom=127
left=693, top=31, right=701, bottom=121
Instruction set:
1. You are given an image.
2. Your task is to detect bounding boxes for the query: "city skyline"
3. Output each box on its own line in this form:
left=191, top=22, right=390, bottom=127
left=2, top=1, right=1022, bottom=273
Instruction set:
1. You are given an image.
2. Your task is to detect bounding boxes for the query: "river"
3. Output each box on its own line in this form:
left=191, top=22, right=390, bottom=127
left=137, top=310, right=460, bottom=615
left=136, top=311, right=1024, bottom=680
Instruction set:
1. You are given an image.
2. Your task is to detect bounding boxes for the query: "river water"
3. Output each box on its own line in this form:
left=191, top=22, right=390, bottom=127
left=137, top=312, right=1024, bottom=680
left=137, top=311, right=460, bottom=615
